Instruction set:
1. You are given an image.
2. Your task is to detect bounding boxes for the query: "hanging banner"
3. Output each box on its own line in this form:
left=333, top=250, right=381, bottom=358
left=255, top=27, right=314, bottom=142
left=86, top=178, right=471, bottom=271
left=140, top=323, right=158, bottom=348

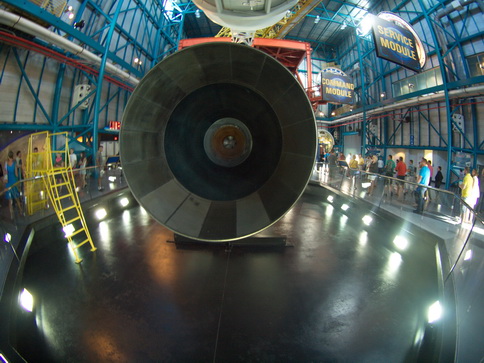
left=321, top=71, right=355, bottom=105
left=372, top=12, right=426, bottom=72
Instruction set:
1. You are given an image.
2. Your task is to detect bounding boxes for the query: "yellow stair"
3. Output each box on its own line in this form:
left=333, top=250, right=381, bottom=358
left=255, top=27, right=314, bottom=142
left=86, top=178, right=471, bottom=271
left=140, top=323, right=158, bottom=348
left=27, top=131, right=97, bottom=263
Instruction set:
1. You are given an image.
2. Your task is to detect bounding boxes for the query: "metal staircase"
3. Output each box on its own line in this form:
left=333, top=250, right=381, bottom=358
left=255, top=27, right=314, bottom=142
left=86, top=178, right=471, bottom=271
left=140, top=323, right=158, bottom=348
left=27, top=131, right=96, bottom=263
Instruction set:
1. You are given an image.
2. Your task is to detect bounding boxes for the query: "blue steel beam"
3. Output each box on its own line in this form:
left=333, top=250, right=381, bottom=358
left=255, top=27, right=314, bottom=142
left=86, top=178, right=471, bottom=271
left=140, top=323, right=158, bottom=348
left=92, top=0, right=125, bottom=163
left=12, top=49, right=52, bottom=125
left=1, top=0, right=144, bottom=78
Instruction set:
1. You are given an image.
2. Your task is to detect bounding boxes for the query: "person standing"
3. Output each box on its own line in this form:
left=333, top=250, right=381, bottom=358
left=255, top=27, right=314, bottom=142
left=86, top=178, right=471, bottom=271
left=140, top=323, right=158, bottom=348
left=69, top=148, right=77, bottom=169
left=78, top=152, right=88, bottom=188
left=96, top=145, right=105, bottom=191
left=377, top=156, right=384, bottom=174
left=349, top=154, right=359, bottom=190
left=383, top=155, right=396, bottom=196
left=434, top=166, right=444, bottom=202
left=327, top=150, right=337, bottom=179
left=459, top=167, right=473, bottom=223
left=478, top=168, right=484, bottom=213
left=395, top=156, right=407, bottom=199
left=367, top=155, right=379, bottom=196
left=4, top=151, right=23, bottom=219
left=471, top=169, right=480, bottom=212
left=414, top=159, right=430, bottom=214
left=15, top=150, right=24, bottom=196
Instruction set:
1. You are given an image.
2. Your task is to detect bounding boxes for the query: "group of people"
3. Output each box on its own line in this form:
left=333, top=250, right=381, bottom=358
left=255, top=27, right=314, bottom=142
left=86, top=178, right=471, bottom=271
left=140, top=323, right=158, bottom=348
left=325, top=150, right=483, bottom=221
left=3, top=145, right=106, bottom=220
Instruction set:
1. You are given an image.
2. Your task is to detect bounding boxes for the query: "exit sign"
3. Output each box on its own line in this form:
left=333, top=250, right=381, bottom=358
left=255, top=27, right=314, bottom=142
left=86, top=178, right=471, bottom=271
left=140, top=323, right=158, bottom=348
left=109, top=121, right=121, bottom=130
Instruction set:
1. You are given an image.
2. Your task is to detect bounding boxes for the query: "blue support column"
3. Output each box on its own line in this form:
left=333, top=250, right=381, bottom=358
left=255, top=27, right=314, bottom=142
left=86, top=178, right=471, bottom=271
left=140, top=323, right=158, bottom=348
left=92, top=0, right=125, bottom=165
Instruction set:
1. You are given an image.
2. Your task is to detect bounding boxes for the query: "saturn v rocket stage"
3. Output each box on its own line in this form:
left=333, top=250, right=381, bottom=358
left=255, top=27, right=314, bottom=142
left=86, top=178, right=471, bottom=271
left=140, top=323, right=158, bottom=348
left=120, top=4, right=317, bottom=242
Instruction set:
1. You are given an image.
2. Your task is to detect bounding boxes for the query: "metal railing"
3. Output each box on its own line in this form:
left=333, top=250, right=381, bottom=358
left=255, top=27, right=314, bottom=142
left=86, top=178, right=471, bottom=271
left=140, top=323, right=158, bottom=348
left=311, top=162, right=484, bottom=363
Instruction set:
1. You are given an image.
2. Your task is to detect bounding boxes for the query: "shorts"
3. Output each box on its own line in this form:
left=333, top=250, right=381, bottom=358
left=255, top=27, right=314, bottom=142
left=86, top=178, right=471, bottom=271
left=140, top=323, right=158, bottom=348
left=396, top=175, right=405, bottom=186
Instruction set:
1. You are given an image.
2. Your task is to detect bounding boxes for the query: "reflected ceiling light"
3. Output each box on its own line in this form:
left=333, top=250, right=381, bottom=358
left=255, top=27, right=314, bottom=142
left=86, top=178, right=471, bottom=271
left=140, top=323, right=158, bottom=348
left=63, top=224, right=75, bottom=238
left=361, top=182, right=372, bottom=189
left=393, top=235, right=408, bottom=250
left=362, top=214, right=372, bottom=225
left=327, top=195, right=334, bottom=203
left=357, top=13, right=374, bottom=36
left=120, top=197, right=129, bottom=207
left=464, top=249, right=473, bottom=261
left=325, top=204, right=334, bottom=216
left=314, top=15, right=320, bottom=24
left=428, top=301, right=442, bottom=324
left=341, top=204, right=349, bottom=211
left=359, top=231, right=368, bottom=245
left=95, top=208, right=107, bottom=220
left=108, top=176, right=117, bottom=182
left=20, top=288, right=34, bottom=312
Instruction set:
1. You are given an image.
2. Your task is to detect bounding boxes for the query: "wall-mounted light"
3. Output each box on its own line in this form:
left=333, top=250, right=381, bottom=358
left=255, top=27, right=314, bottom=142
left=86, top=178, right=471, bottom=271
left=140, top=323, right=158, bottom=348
left=73, top=20, right=85, bottom=30
left=331, top=111, right=335, bottom=116
left=408, top=83, right=415, bottom=88
left=314, top=15, right=320, bottom=24
left=357, top=13, right=374, bottom=36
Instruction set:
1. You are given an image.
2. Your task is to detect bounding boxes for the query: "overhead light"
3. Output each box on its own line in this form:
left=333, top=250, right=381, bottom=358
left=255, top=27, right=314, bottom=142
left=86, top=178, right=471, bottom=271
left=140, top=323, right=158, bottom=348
left=341, top=204, right=350, bottom=211
left=120, top=197, right=129, bottom=207
left=68, top=12, right=75, bottom=20
left=4, top=233, right=11, bottom=243
left=319, top=111, right=324, bottom=117
left=20, top=288, right=34, bottom=312
left=195, top=9, right=201, bottom=18
left=331, top=111, right=335, bottom=116
left=464, top=249, right=473, bottom=261
left=381, top=92, right=386, bottom=98
left=314, top=15, right=320, bottom=24
left=341, top=23, right=347, bottom=29
left=428, top=301, right=442, bottom=324
left=327, top=195, right=334, bottom=203
left=95, top=208, right=107, bottom=220
left=108, top=176, right=117, bottom=182
left=357, top=13, right=374, bottom=36
left=134, top=57, right=142, bottom=65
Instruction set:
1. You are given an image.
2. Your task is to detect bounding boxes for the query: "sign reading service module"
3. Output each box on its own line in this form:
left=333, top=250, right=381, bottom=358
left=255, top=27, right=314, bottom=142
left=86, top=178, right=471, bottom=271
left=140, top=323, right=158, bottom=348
left=321, top=71, right=355, bottom=105
left=372, top=12, right=426, bottom=72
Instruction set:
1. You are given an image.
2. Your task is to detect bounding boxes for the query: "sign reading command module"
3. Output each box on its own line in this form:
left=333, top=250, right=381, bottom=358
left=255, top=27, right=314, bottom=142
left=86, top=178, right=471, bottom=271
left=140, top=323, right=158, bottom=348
left=321, top=72, right=355, bottom=105
left=372, top=15, right=422, bottom=72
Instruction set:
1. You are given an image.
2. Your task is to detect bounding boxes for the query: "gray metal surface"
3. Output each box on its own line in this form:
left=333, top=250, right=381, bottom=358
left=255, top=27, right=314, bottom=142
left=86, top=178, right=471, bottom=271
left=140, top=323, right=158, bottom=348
left=120, top=42, right=316, bottom=241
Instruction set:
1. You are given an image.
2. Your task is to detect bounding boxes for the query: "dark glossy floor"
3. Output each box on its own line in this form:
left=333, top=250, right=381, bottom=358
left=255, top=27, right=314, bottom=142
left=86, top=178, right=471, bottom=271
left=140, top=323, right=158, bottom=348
left=12, top=184, right=441, bottom=362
